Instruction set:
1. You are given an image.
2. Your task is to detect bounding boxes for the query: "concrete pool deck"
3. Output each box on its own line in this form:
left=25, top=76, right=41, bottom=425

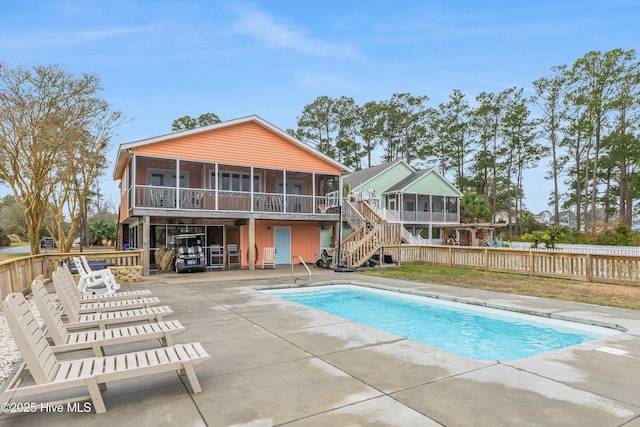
left=2, top=267, right=640, bottom=426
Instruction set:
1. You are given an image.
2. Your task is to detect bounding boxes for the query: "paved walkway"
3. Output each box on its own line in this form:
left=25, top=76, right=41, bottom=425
left=2, top=267, right=640, bottom=426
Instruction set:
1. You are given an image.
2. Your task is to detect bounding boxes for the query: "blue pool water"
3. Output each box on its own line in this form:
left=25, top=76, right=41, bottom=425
left=266, top=285, right=619, bottom=360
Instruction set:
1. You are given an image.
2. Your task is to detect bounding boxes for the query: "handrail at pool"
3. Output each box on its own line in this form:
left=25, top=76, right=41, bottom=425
left=291, top=256, right=311, bottom=283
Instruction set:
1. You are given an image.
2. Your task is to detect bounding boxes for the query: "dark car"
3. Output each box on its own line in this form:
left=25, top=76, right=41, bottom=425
left=40, top=237, right=56, bottom=248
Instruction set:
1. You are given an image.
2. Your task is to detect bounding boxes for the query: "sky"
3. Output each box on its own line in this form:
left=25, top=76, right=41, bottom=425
left=1, top=0, right=639, bottom=213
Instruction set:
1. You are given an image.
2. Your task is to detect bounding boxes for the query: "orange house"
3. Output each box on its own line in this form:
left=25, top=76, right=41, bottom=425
left=112, top=115, right=350, bottom=274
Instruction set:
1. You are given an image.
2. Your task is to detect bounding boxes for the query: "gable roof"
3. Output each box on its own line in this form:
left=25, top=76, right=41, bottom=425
left=113, top=115, right=352, bottom=180
left=343, top=160, right=414, bottom=191
left=383, top=168, right=463, bottom=196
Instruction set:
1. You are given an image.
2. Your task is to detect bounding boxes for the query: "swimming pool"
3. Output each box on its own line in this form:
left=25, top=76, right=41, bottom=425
left=265, top=285, right=620, bottom=360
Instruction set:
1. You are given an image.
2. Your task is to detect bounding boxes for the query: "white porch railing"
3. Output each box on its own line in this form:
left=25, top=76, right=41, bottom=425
left=375, top=208, right=458, bottom=223
left=401, top=227, right=428, bottom=245
left=134, top=185, right=337, bottom=215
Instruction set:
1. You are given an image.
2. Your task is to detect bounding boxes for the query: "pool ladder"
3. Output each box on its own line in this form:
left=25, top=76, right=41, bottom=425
left=291, top=256, right=312, bottom=283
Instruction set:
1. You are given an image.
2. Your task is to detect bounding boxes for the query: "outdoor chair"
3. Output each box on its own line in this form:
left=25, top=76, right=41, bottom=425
left=53, top=269, right=160, bottom=314
left=209, top=245, right=224, bottom=270
left=80, top=255, right=117, bottom=280
left=58, top=263, right=153, bottom=302
left=73, top=257, right=121, bottom=295
left=262, top=247, right=276, bottom=269
left=1, top=292, right=209, bottom=414
left=51, top=268, right=173, bottom=330
left=227, top=244, right=241, bottom=269
left=32, top=280, right=186, bottom=357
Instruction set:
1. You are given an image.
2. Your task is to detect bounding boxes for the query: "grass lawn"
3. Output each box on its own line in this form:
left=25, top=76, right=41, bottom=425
left=0, top=242, right=30, bottom=262
left=0, top=253, right=30, bottom=262
left=361, top=264, right=640, bottom=310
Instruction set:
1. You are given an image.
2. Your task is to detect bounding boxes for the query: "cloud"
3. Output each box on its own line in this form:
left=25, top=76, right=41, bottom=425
left=229, top=2, right=360, bottom=59
left=0, top=25, right=156, bottom=50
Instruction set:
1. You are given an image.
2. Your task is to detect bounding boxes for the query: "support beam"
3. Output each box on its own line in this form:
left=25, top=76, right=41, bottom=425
left=142, top=216, right=150, bottom=276
left=248, top=216, right=256, bottom=271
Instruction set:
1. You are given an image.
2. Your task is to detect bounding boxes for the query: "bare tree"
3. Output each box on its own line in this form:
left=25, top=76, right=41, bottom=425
left=0, top=64, right=121, bottom=253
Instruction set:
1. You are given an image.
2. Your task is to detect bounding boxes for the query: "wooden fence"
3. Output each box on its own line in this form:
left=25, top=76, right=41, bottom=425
left=0, top=250, right=143, bottom=301
left=509, top=242, right=640, bottom=256
left=384, top=245, right=640, bottom=286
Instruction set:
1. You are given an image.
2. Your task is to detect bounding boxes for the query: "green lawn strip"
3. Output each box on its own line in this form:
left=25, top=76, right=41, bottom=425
left=361, top=264, right=640, bottom=310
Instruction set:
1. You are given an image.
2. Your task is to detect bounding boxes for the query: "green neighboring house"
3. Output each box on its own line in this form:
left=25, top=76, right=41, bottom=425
left=343, top=160, right=462, bottom=244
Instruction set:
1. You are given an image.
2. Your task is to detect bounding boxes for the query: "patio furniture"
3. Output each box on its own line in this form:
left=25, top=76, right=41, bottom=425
left=209, top=245, right=224, bottom=270
left=1, top=292, right=209, bottom=415
left=80, top=255, right=115, bottom=274
left=52, top=267, right=173, bottom=330
left=227, top=244, right=241, bottom=270
left=262, top=247, right=276, bottom=269
left=32, top=280, right=186, bottom=356
left=58, top=264, right=153, bottom=302
left=271, top=194, right=284, bottom=212
left=73, top=257, right=121, bottom=295
left=182, top=190, right=203, bottom=209
left=53, top=270, right=160, bottom=314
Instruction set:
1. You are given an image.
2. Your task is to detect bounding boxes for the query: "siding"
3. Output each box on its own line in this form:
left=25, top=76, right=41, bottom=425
left=353, top=162, right=413, bottom=207
left=119, top=193, right=129, bottom=222
left=404, top=171, right=460, bottom=196
left=132, top=121, right=341, bottom=174
left=241, top=220, right=322, bottom=267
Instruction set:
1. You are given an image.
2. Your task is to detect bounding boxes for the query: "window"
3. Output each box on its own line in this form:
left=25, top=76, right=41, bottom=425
left=432, top=196, right=444, bottom=212
left=147, top=169, right=187, bottom=187
left=276, top=180, right=306, bottom=195
left=151, top=174, right=164, bottom=186
left=388, top=196, right=397, bottom=211
left=447, top=197, right=458, bottom=213
left=215, top=171, right=260, bottom=192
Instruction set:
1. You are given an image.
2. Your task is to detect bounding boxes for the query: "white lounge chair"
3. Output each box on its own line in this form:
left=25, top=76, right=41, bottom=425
left=52, top=271, right=160, bottom=314
left=56, top=294, right=173, bottom=329
left=73, top=256, right=121, bottom=295
left=80, top=255, right=119, bottom=283
left=53, top=266, right=174, bottom=330
left=58, top=264, right=153, bottom=302
left=32, top=280, right=186, bottom=356
left=262, top=247, right=276, bottom=269
left=1, top=292, right=209, bottom=414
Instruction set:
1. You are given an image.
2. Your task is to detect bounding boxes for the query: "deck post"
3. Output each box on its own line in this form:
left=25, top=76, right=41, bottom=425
left=142, top=216, right=150, bottom=276
left=248, top=216, right=256, bottom=271
left=529, top=250, right=534, bottom=276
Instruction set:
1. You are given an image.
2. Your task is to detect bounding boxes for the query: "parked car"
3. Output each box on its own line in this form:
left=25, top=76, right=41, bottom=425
left=173, top=233, right=206, bottom=273
left=40, top=237, right=56, bottom=248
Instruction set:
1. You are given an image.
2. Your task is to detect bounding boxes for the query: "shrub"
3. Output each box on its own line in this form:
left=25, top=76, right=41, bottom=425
left=0, top=226, right=10, bottom=247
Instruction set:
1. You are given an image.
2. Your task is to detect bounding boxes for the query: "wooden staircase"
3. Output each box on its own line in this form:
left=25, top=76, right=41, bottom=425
left=336, top=200, right=401, bottom=268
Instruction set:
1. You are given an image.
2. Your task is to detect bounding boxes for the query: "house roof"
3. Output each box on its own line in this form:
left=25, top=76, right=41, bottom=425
left=383, top=168, right=463, bottom=196
left=113, top=115, right=352, bottom=180
left=343, top=159, right=414, bottom=191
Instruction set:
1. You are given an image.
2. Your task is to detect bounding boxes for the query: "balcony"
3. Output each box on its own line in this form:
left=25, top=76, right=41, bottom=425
left=124, top=156, right=341, bottom=219
left=379, top=209, right=459, bottom=223
left=131, top=185, right=339, bottom=216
